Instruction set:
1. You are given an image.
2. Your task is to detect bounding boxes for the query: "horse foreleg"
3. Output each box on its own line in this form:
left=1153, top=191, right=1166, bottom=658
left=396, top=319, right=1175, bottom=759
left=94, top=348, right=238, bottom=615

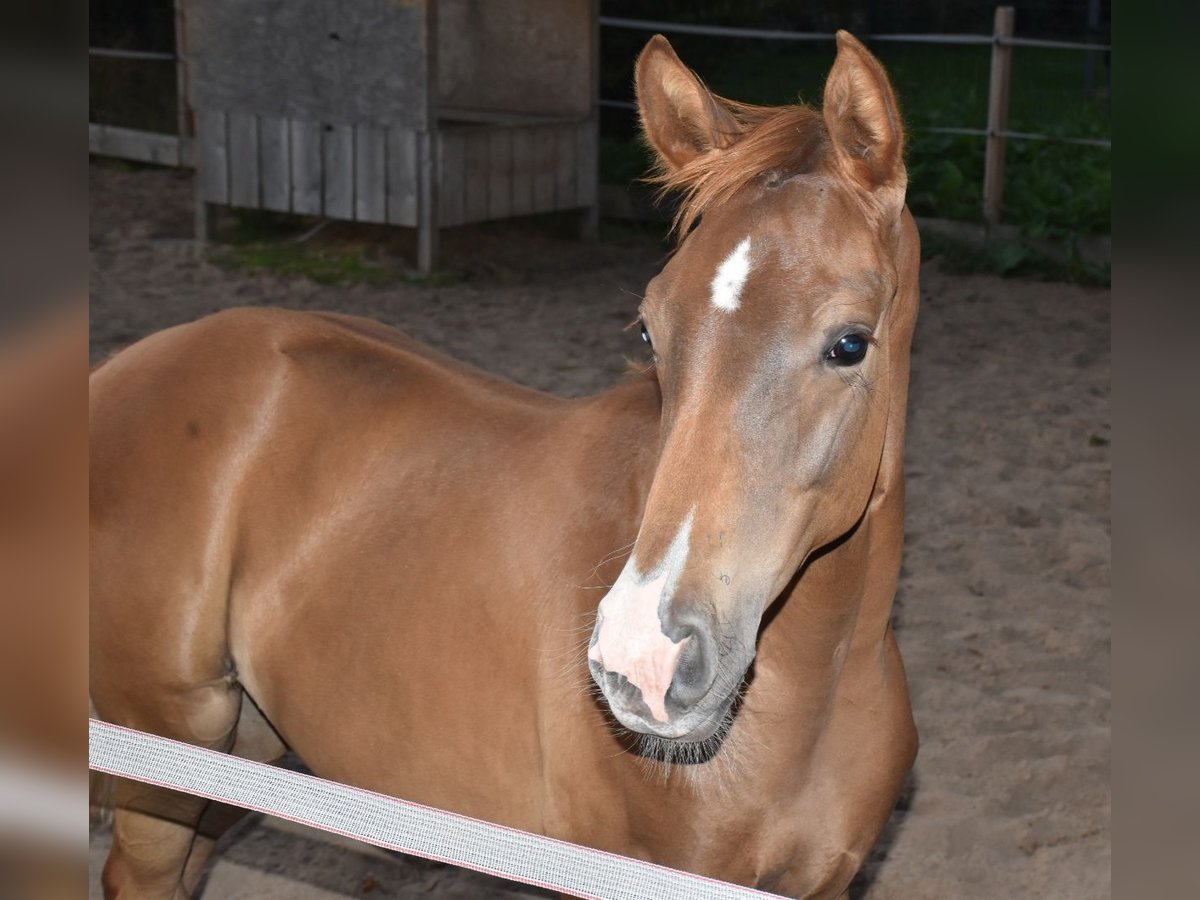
left=99, top=702, right=235, bottom=900
left=99, top=687, right=287, bottom=899
left=103, top=798, right=206, bottom=900
left=180, top=697, right=289, bottom=895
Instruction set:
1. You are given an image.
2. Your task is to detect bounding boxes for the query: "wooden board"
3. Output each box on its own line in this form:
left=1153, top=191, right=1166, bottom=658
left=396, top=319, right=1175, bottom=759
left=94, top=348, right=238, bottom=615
left=417, top=130, right=438, bottom=273
left=197, top=109, right=228, bottom=203
left=227, top=111, right=259, bottom=208
left=463, top=129, right=491, bottom=225
left=88, top=124, right=189, bottom=167
left=510, top=129, right=534, bottom=217
left=576, top=119, right=597, bottom=207
left=354, top=124, right=386, bottom=223
left=290, top=119, right=323, bottom=215
left=322, top=124, right=354, bottom=220
left=386, top=128, right=419, bottom=228
left=438, top=128, right=465, bottom=228
left=554, top=124, right=578, bottom=209
left=532, top=127, right=556, bottom=213
left=186, top=0, right=430, bottom=129
left=486, top=129, right=513, bottom=221
left=259, top=116, right=291, bottom=212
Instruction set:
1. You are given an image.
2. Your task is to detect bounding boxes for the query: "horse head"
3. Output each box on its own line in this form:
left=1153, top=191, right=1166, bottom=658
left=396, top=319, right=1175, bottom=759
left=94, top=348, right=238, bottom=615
left=588, top=33, right=915, bottom=745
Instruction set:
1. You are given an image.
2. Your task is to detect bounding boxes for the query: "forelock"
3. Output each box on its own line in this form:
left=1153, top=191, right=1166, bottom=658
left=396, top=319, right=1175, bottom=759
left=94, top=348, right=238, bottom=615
left=648, top=102, right=830, bottom=238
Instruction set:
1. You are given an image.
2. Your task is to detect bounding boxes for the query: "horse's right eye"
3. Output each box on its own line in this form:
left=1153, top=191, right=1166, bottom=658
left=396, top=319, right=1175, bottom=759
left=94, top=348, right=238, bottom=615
left=827, top=332, right=871, bottom=366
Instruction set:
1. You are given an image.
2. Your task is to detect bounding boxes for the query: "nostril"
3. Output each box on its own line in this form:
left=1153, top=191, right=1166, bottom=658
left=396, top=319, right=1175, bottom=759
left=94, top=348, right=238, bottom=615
left=602, top=669, right=635, bottom=701
left=667, top=630, right=716, bottom=710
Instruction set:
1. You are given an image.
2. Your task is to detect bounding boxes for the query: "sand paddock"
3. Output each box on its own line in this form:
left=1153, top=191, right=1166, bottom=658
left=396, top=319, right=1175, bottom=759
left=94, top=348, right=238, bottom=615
left=89, top=163, right=1109, bottom=899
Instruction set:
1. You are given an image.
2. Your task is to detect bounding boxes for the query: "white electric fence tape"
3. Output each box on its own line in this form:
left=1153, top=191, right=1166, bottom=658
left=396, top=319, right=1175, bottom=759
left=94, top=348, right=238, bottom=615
left=89, top=719, right=782, bottom=900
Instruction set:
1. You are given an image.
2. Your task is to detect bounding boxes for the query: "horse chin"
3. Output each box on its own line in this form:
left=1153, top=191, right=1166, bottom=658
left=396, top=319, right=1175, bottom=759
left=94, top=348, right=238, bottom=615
left=606, top=689, right=738, bottom=747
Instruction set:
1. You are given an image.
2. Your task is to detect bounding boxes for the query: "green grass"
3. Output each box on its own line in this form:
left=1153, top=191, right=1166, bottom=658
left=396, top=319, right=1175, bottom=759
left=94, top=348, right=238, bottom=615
left=215, top=242, right=406, bottom=286
left=210, top=211, right=463, bottom=287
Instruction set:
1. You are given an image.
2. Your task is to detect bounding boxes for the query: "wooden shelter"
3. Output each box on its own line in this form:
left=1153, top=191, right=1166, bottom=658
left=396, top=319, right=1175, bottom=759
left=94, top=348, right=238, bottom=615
left=184, top=0, right=598, bottom=272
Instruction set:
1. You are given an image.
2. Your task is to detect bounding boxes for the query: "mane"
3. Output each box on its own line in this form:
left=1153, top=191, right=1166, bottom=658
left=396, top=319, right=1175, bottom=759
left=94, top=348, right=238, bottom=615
left=646, top=101, right=829, bottom=238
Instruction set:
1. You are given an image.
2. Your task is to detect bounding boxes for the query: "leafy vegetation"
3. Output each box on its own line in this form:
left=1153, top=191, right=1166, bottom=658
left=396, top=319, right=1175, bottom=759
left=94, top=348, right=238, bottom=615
left=918, top=231, right=1109, bottom=286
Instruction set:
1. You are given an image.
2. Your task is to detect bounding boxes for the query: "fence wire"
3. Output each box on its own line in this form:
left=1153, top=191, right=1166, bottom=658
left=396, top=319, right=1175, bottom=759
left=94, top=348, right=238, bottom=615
left=597, top=16, right=1110, bottom=52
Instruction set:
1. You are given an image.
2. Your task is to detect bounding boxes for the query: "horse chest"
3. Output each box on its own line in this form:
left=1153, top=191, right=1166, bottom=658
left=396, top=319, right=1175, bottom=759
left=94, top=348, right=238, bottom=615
left=547, top=764, right=831, bottom=893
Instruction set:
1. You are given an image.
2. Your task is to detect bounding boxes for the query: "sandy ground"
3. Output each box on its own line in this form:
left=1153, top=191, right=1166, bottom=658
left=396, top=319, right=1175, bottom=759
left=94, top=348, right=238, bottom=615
left=88, top=163, right=1110, bottom=899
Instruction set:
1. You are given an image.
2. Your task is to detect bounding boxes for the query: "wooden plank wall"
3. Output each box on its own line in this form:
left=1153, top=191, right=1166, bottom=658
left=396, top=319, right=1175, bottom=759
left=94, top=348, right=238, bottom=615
left=196, top=111, right=420, bottom=227
left=198, top=114, right=595, bottom=230
left=439, top=120, right=594, bottom=228
left=290, top=121, right=323, bottom=216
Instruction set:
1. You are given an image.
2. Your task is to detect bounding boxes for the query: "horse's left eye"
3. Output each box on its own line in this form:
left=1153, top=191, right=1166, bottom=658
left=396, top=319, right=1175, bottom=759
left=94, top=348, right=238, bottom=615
left=640, top=319, right=653, bottom=349
left=828, top=333, right=870, bottom=366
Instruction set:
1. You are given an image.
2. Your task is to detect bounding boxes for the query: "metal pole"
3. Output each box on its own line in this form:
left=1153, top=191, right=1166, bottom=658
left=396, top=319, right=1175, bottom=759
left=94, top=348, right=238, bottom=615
left=983, top=6, right=1015, bottom=227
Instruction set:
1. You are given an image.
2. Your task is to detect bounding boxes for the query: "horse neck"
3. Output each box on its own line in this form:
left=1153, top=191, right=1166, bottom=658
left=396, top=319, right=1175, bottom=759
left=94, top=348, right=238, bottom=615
left=751, top=438, right=905, bottom=706
left=753, top=213, right=919, bottom=727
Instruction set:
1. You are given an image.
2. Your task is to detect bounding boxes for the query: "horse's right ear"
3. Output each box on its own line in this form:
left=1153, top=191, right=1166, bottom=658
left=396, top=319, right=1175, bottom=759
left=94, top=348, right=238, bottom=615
left=635, top=35, right=742, bottom=173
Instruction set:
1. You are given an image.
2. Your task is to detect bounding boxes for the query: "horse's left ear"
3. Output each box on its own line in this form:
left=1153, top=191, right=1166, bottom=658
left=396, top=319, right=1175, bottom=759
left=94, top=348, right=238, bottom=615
left=822, top=31, right=906, bottom=205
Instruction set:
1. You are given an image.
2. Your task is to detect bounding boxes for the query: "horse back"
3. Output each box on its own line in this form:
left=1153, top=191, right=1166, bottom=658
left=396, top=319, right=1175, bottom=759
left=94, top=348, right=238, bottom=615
left=89, top=307, right=557, bottom=712
left=90, top=305, right=565, bottom=539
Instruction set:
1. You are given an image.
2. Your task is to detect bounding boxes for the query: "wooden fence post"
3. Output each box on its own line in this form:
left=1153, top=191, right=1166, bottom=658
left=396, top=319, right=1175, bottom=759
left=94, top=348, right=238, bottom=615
left=983, top=5, right=1015, bottom=227
left=176, top=0, right=211, bottom=241
left=416, top=0, right=439, bottom=274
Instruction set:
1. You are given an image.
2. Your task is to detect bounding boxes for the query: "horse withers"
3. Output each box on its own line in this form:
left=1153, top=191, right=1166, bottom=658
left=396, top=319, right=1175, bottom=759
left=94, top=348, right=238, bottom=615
left=91, top=33, right=919, bottom=899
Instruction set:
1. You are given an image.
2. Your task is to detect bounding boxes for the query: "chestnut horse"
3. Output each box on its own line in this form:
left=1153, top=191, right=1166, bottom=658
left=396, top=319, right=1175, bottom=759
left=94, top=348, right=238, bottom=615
left=91, top=33, right=919, bottom=899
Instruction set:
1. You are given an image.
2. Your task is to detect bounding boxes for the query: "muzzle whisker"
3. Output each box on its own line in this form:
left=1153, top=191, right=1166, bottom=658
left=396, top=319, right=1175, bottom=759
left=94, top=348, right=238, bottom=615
left=589, top=539, right=637, bottom=572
